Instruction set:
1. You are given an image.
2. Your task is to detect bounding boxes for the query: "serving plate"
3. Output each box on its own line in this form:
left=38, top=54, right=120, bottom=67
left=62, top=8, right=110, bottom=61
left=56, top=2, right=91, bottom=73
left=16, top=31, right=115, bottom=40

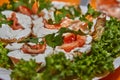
left=0, top=1, right=120, bottom=80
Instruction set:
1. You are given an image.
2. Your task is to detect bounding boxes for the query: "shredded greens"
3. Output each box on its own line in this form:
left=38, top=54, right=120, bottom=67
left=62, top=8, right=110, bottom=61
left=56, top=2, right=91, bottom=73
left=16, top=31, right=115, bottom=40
left=100, top=17, right=120, bottom=57
left=0, top=42, right=11, bottom=68
left=38, top=0, right=52, bottom=11
left=11, top=59, right=37, bottom=80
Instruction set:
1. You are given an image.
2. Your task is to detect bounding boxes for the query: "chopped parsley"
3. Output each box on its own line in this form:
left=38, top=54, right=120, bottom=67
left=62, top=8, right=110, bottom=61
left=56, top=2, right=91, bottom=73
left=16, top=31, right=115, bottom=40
left=0, top=42, right=11, bottom=68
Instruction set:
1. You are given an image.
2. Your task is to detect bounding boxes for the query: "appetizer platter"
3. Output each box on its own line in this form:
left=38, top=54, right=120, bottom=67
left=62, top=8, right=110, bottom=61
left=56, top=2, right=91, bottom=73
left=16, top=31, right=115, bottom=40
left=0, top=0, right=120, bottom=80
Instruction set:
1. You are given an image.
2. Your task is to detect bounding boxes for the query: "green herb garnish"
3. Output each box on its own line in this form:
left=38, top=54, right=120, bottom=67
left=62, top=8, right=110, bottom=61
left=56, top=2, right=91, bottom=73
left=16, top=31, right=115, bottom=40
left=21, top=37, right=44, bottom=44
left=0, top=13, right=13, bottom=26
left=36, top=50, right=113, bottom=80
left=53, top=6, right=81, bottom=24
left=45, top=28, right=85, bottom=48
left=86, top=4, right=101, bottom=18
left=45, top=33, right=63, bottom=48
left=101, top=17, right=120, bottom=57
left=11, top=59, right=37, bottom=80
left=38, top=0, right=52, bottom=11
left=37, top=17, right=120, bottom=80
left=79, top=15, right=93, bottom=28
left=0, top=42, right=11, bottom=68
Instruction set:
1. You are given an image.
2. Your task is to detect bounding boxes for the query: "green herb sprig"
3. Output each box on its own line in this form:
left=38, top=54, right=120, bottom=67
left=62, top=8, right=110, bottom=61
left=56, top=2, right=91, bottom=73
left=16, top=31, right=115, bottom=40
left=53, top=6, right=81, bottom=24
left=0, top=13, right=13, bottom=26
left=85, top=4, right=101, bottom=18
left=45, top=28, right=85, bottom=48
left=20, top=37, right=44, bottom=44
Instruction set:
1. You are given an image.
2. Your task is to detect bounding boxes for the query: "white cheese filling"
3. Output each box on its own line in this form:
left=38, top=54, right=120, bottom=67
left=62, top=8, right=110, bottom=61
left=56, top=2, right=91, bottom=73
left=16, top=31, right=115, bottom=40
left=1, top=10, right=32, bottom=29
left=6, top=43, right=24, bottom=50
left=7, top=42, right=54, bottom=65
left=33, top=18, right=58, bottom=37
left=0, top=24, right=31, bottom=40
left=55, top=35, right=92, bottom=60
left=41, top=8, right=55, bottom=21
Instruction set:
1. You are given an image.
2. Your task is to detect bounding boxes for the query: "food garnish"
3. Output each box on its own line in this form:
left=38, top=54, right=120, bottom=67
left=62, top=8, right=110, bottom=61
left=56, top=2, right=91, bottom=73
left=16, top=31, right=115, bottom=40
left=0, top=0, right=120, bottom=80
left=0, top=12, right=13, bottom=26
left=0, top=42, right=11, bottom=68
